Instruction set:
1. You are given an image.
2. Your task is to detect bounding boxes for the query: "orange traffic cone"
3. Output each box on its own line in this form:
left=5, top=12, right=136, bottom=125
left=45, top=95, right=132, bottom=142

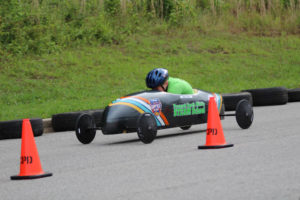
left=11, top=119, right=52, bottom=180
left=198, top=97, right=233, bottom=149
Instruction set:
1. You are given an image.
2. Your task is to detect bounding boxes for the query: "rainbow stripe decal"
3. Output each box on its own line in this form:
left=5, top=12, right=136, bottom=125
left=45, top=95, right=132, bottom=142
left=212, top=93, right=223, bottom=112
left=109, top=96, right=169, bottom=127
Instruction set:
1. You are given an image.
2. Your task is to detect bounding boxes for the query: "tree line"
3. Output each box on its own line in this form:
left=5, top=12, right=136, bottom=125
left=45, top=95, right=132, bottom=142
left=0, top=0, right=299, bottom=56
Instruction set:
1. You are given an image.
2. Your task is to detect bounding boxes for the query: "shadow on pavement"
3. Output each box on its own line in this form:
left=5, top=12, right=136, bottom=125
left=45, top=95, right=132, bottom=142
left=105, top=129, right=206, bottom=145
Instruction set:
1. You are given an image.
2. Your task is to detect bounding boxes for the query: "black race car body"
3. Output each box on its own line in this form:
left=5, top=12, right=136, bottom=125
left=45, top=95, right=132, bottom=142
left=101, top=90, right=224, bottom=135
left=75, top=89, right=253, bottom=144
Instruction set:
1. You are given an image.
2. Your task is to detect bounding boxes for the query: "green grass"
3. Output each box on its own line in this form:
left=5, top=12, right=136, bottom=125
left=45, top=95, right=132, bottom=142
left=1, top=30, right=300, bottom=121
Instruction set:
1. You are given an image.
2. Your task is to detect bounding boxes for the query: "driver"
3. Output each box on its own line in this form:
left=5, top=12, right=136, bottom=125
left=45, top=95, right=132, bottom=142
left=146, top=68, right=194, bottom=94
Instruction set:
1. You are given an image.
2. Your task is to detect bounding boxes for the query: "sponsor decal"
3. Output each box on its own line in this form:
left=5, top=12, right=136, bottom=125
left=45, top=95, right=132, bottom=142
left=173, top=101, right=205, bottom=117
left=150, top=98, right=162, bottom=116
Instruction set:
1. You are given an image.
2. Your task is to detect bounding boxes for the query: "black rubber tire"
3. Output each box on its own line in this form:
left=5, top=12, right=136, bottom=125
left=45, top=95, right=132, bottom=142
left=52, top=109, right=104, bottom=132
left=137, top=113, right=157, bottom=144
left=288, top=88, right=300, bottom=102
left=180, top=125, right=192, bottom=130
left=235, top=100, right=254, bottom=129
left=242, top=87, right=288, bottom=106
left=0, top=118, right=43, bottom=140
left=222, top=92, right=253, bottom=111
left=52, top=111, right=81, bottom=132
left=75, top=114, right=96, bottom=144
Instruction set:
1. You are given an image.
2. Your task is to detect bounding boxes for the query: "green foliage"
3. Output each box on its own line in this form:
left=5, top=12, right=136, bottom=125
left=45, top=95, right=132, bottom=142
left=281, top=0, right=290, bottom=8
left=1, top=0, right=299, bottom=121
left=145, top=0, right=174, bottom=19
left=0, top=0, right=119, bottom=55
left=196, top=0, right=210, bottom=9
left=0, top=0, right=299, bottom=56
left=104, top=0, right=121, bottom=16
left=162, top=0, right=175, bottom=19
left=1, top=32, right=300, bottom=121
left=169, top=0, right=196, bottom=27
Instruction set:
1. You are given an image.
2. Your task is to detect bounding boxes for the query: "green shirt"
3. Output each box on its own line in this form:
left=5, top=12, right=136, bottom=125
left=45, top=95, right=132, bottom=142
left=167, top=77, right=194, bottom=94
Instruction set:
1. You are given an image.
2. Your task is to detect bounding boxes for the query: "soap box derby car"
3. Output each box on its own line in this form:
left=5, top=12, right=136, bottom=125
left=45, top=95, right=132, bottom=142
left=75, top=89, right=253, bottom=144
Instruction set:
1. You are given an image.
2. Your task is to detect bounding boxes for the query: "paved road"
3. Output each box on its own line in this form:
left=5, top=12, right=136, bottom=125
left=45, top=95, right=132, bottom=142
left=1, top=103, right=300, bottom=200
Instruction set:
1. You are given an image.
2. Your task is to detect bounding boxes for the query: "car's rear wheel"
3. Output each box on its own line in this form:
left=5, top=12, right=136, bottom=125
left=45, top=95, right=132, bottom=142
left=137, top=113, right=157, bottom=144
left=75, top=114, right=96, bottom=144
left=235, top=100, right=254, bottom=129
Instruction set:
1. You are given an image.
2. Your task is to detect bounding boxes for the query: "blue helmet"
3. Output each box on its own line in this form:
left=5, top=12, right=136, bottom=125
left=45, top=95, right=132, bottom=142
left=146, top=68, right=169, bottom=89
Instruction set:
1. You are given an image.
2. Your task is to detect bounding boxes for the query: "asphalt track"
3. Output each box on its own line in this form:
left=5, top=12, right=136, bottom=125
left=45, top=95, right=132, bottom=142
left=1, top=103, right=300, bottom=200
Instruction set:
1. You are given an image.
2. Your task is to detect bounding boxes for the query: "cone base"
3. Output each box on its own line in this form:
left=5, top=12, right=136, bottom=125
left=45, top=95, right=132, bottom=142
left=198, top=144, right=234, bottom=149
left=10, top=172, right=52, bottom=180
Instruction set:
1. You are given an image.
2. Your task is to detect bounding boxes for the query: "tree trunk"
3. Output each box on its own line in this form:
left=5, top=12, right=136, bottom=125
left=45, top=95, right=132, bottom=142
left=210, top=0, right=216, bottom=15
left=236, top=0, right=242, bottom=18
left=273, top=0, right=280, bottom=11
left=267, top=0, right=272, bottom=11
left=160, top=0, right=164, bottom=19
left=32, top=0, right=39, bottom=8
left=249, top=0, right=253, bottom=10
left=121, top=0, right=127, bottom=15
left=80, top=0, right=86, bottom=14
left=260, top=0, right=266, bottom=15
left=150, top=0, right=156, bottom=16
left=290, top=0, right=295, bottom=11
left=99, top=0, right=104, bottom=8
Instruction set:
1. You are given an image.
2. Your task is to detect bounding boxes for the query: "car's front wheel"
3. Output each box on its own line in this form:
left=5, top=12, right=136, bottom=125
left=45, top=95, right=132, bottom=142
left=137, top=113, right=157, bottom=144
left=235, top=100, right=254, bottom=129
left=75, top=114, right=96, bottom=144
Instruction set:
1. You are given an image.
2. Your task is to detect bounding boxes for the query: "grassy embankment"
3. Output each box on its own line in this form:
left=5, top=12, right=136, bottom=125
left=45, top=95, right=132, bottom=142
left=0, top=0, right=300, bottom=121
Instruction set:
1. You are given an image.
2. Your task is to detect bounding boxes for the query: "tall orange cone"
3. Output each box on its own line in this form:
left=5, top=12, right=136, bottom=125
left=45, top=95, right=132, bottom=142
left=198, top=97, right=233, bottom=149
left=11, top=119, right=52, bottom=180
